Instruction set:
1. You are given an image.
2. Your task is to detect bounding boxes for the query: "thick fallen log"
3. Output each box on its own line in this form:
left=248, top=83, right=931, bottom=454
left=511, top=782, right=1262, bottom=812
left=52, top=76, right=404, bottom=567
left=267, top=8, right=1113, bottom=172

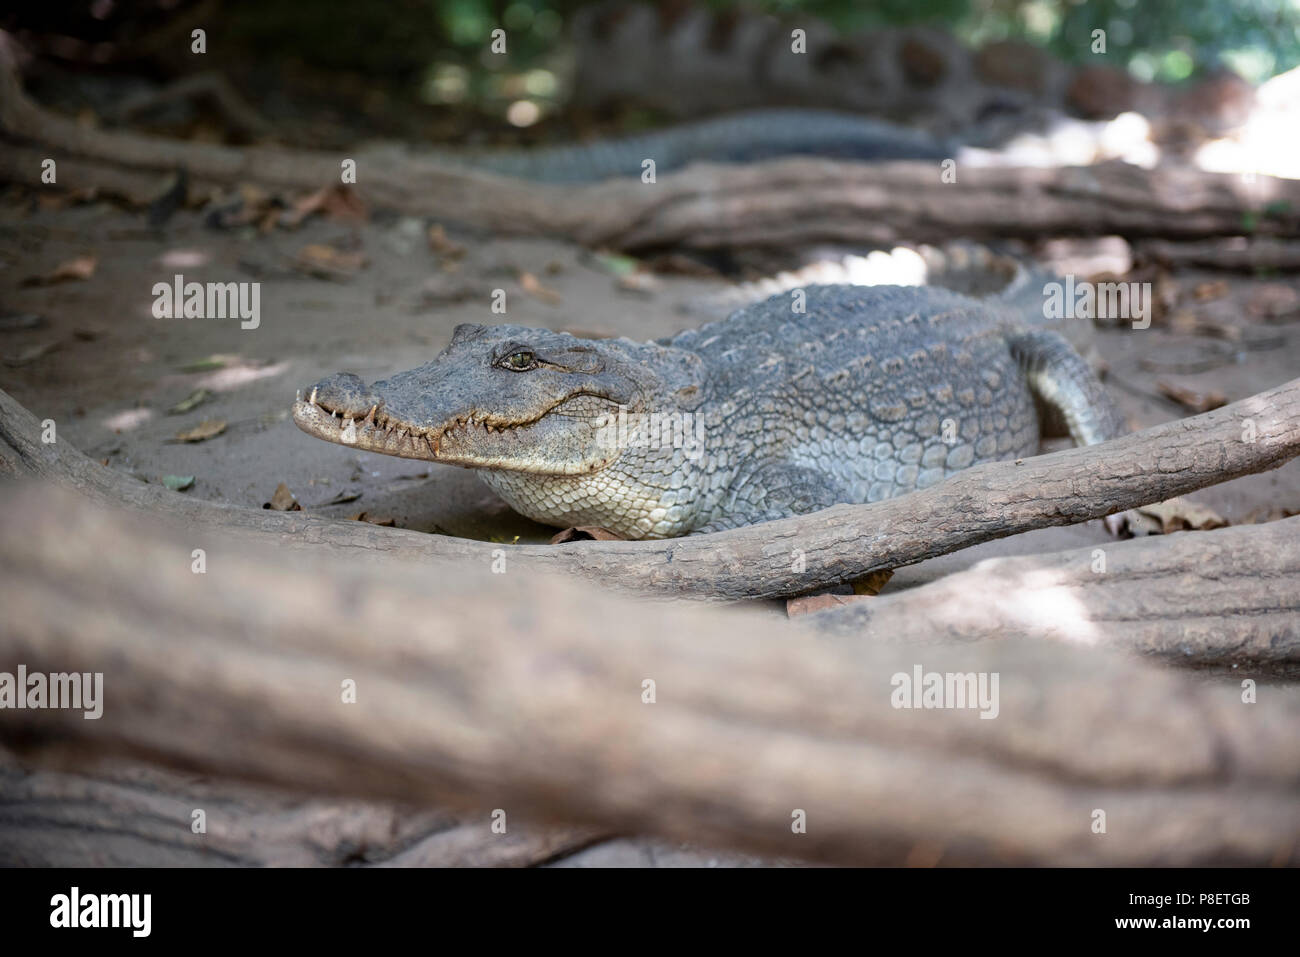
left=1137, top=237, right=1300, bottom=273
left=811, top=517, right=1300, bottom=668
left=0, top=484, right=1296, bottom=866
left=2, top=380, right=1297, bottom=600
left=2, top=33, right=1298, bottom=250
left=0, top=751, right=601, bottom=867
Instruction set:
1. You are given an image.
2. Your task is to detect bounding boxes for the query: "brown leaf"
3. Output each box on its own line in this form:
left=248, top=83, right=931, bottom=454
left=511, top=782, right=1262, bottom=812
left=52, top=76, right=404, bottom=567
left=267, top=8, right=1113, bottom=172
left=1242, top=505, right=1299, bottom=525
left=347, top=511, right=395, bottom=526
left=317, top=490, right=361, bottom=506
left=21, top=255, right=97, bottom=287
left=174, top=419, right=227, bottom=442
left=519, top=271, right=563, bottom=305
left=850, top=569, right=895, bottom=596
left=427, top=223, right=466, bottom=258
left=294, top=244, right=368, bottom=280
left=616, top=272, right=660, bottom=296
left=36, top=189, right=98, bottom=211
left=282, top=185, right=368, bottom=229
left=643, top=252, right=722, bottom=278
left=264, top=482, right=301, bottom=511
left=1191, top=280, right=1228, bottom=302
left=550, top=526, right=625, bottom=544
left=1155, top=380, right=1228, bottom=413
left=1247, top=283, right=1300, bottom=320
left=787, top=593, right=872, bottom=617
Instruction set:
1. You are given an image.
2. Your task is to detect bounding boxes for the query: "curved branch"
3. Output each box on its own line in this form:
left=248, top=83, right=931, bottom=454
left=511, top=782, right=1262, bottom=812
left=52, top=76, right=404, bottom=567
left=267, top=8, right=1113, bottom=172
left=2, top=380, right=1297, bottom=599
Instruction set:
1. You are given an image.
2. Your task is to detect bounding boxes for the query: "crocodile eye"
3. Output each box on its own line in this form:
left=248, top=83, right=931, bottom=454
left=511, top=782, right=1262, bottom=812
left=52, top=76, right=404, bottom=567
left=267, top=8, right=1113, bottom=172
left=499, top=350, right=536, bottom=371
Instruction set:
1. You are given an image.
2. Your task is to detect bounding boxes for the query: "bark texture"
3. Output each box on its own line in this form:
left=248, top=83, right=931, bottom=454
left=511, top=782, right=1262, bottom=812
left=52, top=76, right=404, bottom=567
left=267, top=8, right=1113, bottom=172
left=1, top=484, right=1297, bottom=866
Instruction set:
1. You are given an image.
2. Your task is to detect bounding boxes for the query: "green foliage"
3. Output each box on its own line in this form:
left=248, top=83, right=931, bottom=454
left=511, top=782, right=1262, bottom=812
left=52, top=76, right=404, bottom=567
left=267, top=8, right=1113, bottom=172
left=720, top=0, right=1300, bottom=82
left=217, top=0, right=1300, bottom=106
left=1047, top=0, right=1300, bottom=82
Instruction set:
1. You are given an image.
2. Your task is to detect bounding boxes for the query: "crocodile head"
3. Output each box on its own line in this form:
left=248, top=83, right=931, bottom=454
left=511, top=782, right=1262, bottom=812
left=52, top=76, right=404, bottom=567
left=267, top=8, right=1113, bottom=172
left=293, top=323, right=698, bottom=476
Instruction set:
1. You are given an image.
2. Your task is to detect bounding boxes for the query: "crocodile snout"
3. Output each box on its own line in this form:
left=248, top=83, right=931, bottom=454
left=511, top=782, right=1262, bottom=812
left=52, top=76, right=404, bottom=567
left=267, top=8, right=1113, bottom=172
left=301, top=372, right=382, bottom=417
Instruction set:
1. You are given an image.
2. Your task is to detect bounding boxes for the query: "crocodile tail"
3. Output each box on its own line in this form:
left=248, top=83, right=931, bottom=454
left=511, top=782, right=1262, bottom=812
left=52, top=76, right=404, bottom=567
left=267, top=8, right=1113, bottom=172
left=685, top=241, right=1095, bottom=367
left=1007, top=327, right=1125, bottom=446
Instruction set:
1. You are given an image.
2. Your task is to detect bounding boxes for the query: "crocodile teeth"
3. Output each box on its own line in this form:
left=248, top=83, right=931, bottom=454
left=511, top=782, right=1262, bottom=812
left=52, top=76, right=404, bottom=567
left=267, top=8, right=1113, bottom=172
left=310, top=388, right=318, bottom=405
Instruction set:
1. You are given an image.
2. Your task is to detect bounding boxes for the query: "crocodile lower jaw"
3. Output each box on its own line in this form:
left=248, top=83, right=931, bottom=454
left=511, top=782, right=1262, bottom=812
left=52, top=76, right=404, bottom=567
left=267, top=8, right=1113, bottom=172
left=292, top=394, right=614, bottom=475
left=292, top=398, right=441, bottom=461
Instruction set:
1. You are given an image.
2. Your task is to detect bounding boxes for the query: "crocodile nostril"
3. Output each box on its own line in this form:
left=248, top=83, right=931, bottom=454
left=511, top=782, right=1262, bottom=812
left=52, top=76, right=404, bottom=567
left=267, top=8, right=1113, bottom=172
left=303, top=373, right=382, bottom=417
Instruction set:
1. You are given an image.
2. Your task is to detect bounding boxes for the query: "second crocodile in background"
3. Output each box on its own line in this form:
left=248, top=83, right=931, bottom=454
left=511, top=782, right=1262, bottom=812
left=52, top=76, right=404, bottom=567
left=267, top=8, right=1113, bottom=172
left=293, top=279, right=1121, bottom=540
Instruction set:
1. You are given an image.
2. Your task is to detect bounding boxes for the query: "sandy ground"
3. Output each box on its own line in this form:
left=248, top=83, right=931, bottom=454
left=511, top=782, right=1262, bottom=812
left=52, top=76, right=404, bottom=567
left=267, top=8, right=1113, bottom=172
left=2, top=197, right=1297, bottom=866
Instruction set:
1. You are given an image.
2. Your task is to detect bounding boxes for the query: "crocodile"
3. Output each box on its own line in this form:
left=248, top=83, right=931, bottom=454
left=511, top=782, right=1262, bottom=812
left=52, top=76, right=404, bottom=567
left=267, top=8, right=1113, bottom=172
left=434, top=108, right=952, bottom=182
left=293, top=272, right=1120, bottom=539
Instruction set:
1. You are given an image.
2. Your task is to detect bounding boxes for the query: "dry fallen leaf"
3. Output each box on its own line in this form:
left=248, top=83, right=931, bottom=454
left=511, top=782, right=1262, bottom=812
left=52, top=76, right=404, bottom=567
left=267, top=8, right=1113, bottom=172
left=36, top=189, right=98, bottom=211
left=168, top=388, right=213, bottom=415
left=294, top=244, right=368, bottom=280
left=317, top=490, right=361, bottom=506
left=1247, top=283, right=1300, bottom=320
left=643, top=252, right=722, bottom=278
left=519, top=271, right=563, bottom=305
left=21, top=255, right=97, bottom=287
left=347, top=511, right=395, bottom=526
left=1191, top=280, right=1228, bottom=302
left=617, top=272, right=660, bottom=296
left=850, top=569, right=895, bottom=596
left=1156, top=380, right=1228, bottom=413
left=787, top=593, right=872, bottom=617
left=550, top=526, right=625, bottom=543
left=174, top=419, right=227, bottom=442
left=427, top=223, right=466, bottom=258
left=264, top=482, right=301, bottom=511
left=1242, top=505, right=1299, bottom=525
left=282, top=185, right=368, bottom=229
